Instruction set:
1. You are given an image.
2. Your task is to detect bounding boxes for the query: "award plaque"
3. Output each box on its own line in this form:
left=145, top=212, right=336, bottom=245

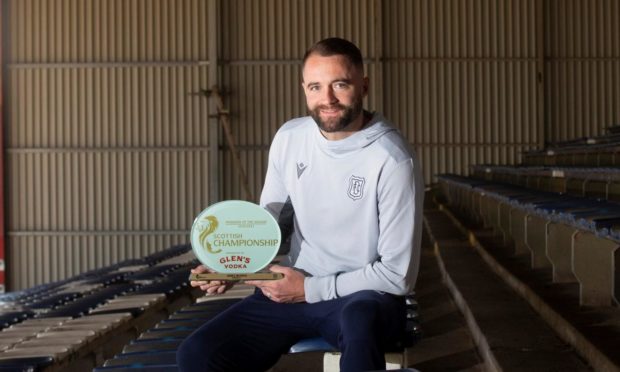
left=189, top=200, right=283, bottom=281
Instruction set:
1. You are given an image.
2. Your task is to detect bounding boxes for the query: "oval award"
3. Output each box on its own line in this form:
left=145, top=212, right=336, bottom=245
left=190, top=200, right=281, bottom=274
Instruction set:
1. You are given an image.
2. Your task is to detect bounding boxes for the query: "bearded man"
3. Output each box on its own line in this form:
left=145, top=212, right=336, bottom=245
left=177, top=37, right=424, bottom=372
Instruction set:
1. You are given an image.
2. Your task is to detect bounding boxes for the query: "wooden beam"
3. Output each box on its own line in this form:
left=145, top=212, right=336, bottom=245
left=205, top=86, right=253, bottom=201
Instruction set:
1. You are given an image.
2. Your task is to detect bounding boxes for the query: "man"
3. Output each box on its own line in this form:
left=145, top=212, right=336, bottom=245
left=177, top=37, right=424, bottom=372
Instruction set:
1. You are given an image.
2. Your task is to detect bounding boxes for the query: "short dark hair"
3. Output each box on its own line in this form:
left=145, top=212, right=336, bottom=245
left=302, top=37, right=364, bottom=71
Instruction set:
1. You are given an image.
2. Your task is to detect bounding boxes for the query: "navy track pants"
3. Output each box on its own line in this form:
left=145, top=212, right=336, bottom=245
left=176, top=289, right=406, bottom=372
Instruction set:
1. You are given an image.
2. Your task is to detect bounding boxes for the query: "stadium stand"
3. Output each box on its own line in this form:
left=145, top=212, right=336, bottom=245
left=4, top=159, right=614, bottom=371
left=0, top=244, right=201, bottom=371
left=522, top=131, right=620, bottom=167
left=438, top=173, right=620, bottom=306
left=434, top=130, right=620, bottom=370
left=94, top=287, right=251, bottom=371
left=94, top=272, right=421, bottom=372
left=0, top=244, right=420, bottom=371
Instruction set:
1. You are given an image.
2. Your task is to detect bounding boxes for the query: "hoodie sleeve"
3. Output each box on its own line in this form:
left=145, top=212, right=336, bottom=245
left=259, top=131, right=294, bottom=238
left=304, top=157, right=424, bottom=302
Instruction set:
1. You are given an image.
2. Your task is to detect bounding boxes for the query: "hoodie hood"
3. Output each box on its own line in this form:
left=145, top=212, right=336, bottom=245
left=314, top=112, right=396, bottom=157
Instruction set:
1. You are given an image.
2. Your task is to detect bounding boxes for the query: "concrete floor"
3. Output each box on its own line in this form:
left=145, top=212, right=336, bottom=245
left=406, top=242, right=484, bottom=371
left=424, top=204, right=596, bottom=372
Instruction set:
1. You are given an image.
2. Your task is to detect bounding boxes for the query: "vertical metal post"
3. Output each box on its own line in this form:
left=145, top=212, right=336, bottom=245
left=536, top=0, right=546, bottom=149
left=208, top=0, right=221, bottom=203
left=0, top=0, right=6, bottom=292
left=374, top=0, right=384, bottom=114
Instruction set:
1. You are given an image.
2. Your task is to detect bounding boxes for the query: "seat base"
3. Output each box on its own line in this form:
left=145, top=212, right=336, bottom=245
left=323, top=351, right=407, bottom=371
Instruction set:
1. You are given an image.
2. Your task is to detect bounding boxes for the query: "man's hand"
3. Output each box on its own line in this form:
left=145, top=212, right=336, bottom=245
left=245, top=265, right=306, bottom=303
left=190, top=265, right=235, bottom=295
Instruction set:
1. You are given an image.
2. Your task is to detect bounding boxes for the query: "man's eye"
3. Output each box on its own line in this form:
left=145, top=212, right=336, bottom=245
left=308, top=85, right=320, bottom=92
left=334, top=83, right=349, bottom=89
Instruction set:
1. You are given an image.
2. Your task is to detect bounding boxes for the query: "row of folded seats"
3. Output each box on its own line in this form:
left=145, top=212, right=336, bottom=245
left=472, top=164, right=620, bottom=202
left=523, top=125, right=620, bottom=166
left=0, top=244, right=201, bottom=371
left=437, top=171, right=619, bottom=308
left=95, top=282, right=422, bottom=372
left=94, top=286, right=254, bottom=372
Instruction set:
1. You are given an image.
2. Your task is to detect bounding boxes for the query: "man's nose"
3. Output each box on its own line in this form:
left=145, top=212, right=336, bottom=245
left=321, top=86, right=338, bottom=104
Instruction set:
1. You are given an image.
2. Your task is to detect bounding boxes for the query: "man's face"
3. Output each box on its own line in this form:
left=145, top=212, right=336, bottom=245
left=302, top=54, right=368, bottom=134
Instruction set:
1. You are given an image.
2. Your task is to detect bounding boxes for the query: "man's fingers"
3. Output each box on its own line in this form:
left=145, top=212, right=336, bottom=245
left=191, top=279, right=225, bottom=287
left=244, top=280, right=263, bottom=287
left=190, top=265, right=207, bottom=274
left=203, top=284, right=228, bottom=294
left=195, top=280, right=224, bottom=289
left=268, top=265, right=288, bottom=274
left=203, top=283, right=221, bottom=292
left=190, top=280, right=208, bottom=287
left=205, top=286, right=217, bottom=294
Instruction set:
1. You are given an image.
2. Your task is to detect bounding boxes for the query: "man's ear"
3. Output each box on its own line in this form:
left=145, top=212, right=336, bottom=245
left=363, top=77, right=369, bottom=96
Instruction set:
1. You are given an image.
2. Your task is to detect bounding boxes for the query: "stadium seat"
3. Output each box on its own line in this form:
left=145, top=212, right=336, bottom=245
left=437, top=172, right=620, bottom=307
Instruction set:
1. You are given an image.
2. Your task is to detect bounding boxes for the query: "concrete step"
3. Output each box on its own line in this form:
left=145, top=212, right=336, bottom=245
left=406, top=235, right=484, bottom=371
left=424, top=206, right=595, bottom=371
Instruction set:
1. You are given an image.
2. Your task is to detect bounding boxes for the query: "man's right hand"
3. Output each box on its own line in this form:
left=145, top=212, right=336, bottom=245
left=190, top=265, right=235, bottom=294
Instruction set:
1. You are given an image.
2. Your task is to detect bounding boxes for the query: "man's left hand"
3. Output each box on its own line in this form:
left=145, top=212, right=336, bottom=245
left=245, top=265, right=306, bottom=303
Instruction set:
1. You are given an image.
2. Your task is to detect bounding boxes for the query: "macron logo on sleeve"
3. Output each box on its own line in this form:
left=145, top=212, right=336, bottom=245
left=296, top=162, right=308, bottom=179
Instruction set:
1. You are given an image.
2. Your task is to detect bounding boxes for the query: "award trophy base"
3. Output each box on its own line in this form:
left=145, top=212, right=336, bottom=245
left=189, top=272, right=284, bottom=281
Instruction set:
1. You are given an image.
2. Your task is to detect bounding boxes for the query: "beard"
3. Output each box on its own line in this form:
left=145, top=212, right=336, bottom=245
left=309, top=96, right=364, bottom=133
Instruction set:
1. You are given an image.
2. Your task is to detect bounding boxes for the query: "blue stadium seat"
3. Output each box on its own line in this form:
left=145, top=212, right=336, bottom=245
left=103, top=351, right=178, bottom=367
left=0, top=356, right=54, bottom=371
left=0, top=311, right=35, bottom=330
left=94, top=365, right=178, bottom=372
left=121, top=339, right=184, bottom=354
left=36, top=283, right=137, bottom=318
left=125, top=265, right=179, bottom=281
left=137, top=327, right=194, bottom=340
left=289, top=337, right=336, bottom=353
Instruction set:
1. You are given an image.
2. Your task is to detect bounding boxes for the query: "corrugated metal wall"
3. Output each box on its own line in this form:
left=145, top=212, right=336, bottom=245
left=383, top=0, right=542, bottom=182
left=5, top=0, right=215, bottom=289
left=545, top=0, right=620, bottom=141
left=5, top=0, right=615, bottom=290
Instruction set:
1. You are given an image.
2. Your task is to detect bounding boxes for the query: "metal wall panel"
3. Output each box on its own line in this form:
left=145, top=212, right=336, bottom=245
left=9, top=0, right=210, bottom=63
left=383, top=0, right=541, bottom=183
left=5, top=0, right=214, bottom=290
left=7, top=67, right=211, bottom=148
left=220, top=0, right=378, bottom=62
left=384, top=59, right=540, bottom=183
left=6, top=150, right=211, bottom=232
left=545, top=0, right=620, bottom=141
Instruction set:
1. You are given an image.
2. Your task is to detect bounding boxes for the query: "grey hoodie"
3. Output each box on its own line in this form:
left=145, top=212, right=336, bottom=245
left=260, top=112, right=424, bottom=303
